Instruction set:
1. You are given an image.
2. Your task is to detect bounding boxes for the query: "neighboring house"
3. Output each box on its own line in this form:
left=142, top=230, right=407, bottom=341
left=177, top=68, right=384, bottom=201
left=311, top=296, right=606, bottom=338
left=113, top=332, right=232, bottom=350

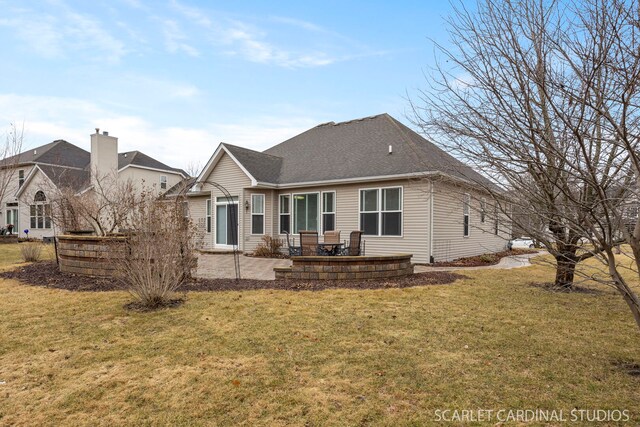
left=184, top=113, right=511, bottom=263
left=0, top=130, right=187, bottom=239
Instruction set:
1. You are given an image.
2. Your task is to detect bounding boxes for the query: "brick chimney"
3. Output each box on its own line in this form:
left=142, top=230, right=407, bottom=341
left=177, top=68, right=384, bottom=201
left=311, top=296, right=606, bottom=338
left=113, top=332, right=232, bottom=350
left=90, top=129, right=118, bottom=186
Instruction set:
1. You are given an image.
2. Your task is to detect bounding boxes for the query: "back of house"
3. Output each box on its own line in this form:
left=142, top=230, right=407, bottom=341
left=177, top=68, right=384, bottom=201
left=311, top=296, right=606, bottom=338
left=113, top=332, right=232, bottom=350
left=185, top=113, right=511, bottom=263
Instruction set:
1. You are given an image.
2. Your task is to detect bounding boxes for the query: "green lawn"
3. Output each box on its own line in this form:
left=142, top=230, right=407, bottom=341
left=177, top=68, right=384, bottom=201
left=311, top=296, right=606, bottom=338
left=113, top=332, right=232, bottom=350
left=0, top=244, right=638, bottom=426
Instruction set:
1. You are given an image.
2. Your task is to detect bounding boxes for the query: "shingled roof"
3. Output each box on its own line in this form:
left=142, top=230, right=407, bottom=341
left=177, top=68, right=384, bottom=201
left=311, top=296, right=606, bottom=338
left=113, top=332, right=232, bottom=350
left=1, top=140, right=90, bottom=169
left=211, top=113, right=493, bottom=187
left=118, top=151, right=187, bottom=176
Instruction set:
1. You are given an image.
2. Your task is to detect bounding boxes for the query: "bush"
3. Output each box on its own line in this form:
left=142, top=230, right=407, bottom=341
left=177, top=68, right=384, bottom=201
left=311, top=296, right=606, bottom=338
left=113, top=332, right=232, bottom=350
left=253, top=235, right=284, bottom=258
left=479, top=254, right=498, bottom=264
left=20, top=243, right=42, bottom=262
left=110, top=193, right=196, bottom=309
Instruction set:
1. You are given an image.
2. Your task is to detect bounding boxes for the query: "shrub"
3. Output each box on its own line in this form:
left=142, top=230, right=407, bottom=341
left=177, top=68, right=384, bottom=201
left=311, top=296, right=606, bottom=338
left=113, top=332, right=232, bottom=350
left=110, top=193, right=196, bottom=309
left=20, top=243, right=42, bottom=262
left=253, top=235, right=284, bottom=258
left=479, top=254, right=498, bottom=264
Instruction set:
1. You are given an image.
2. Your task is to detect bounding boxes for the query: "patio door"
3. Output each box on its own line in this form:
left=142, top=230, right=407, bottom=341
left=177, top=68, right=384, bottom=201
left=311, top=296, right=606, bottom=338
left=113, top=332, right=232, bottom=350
left=215, top=197, right=238, bottom=249
left=5, top=208, right=18, bottom=234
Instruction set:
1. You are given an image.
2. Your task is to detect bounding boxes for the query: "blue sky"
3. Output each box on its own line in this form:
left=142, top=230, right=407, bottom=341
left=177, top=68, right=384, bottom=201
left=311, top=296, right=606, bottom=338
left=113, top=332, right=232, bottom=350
left=0, top=0, right=455, bottom=170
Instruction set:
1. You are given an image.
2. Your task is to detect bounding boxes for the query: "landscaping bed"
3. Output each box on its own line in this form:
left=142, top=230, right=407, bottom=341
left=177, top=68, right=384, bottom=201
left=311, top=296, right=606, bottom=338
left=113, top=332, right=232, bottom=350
left=0, top=261, right=464, bottom=292
left=432, top=248, right=538, bottom=267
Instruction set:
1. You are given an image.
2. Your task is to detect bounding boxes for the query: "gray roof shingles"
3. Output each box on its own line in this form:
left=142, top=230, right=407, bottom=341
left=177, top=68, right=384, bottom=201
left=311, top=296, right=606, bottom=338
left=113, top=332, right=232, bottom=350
left=222, top=113, right=492, bottom=187
left=3, top=140, right=187, bottom=194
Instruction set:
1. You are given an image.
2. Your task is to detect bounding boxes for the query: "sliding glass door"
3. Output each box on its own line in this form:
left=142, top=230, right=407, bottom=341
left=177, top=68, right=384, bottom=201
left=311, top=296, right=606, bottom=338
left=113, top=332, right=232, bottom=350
left=215, top=197, right=238, bottom=248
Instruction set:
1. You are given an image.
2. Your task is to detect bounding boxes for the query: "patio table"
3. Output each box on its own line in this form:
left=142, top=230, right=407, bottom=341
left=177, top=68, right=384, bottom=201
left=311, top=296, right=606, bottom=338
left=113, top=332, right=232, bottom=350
left=317, top=242, right=344, bottom=256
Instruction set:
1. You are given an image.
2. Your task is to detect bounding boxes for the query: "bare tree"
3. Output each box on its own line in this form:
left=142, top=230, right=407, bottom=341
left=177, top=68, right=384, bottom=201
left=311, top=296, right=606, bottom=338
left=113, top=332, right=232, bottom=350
left=42, top=170, right=137, bottom=236
left=110, top=189, right=197, bottom=308
left=411, top=0, right=640, bottom=329
left=0, top=122, right=24, bottom=210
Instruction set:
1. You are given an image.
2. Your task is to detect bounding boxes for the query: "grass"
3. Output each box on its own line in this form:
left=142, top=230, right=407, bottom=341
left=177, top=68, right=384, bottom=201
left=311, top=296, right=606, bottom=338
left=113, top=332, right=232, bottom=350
left=0, top=244, right=639, bottom=425
left=0, top=242, right=54, bottom=269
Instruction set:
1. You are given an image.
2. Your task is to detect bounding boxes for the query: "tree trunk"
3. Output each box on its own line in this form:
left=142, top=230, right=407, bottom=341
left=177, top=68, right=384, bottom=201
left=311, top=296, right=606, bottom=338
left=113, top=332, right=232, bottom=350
left=606, top=252, right=640, bottom=332
left=554, top=255, right=576, bottom=289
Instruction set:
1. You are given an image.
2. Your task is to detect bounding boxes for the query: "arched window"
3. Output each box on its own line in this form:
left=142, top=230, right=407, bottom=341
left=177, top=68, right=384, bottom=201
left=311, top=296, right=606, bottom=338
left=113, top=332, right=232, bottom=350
left=30, top=190, right=51, bottom=229
left=34, top=191, right=46, bottom=202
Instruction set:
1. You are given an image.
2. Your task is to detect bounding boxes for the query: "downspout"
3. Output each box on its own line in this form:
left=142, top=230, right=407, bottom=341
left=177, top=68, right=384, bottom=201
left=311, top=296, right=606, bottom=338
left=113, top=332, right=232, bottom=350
left=429, top=180, right=434, bottom=263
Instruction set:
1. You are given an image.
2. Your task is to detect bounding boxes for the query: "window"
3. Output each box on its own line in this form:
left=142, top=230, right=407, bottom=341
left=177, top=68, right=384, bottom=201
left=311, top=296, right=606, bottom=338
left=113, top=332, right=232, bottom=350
left=480, top=198, right=486, bottom=223
left=359, top=187, right=402, bottom=236
left=30, top=190, right=51, bottom=229
left=322, top=192, right=336, bottom=233
left=494, top=205, right=499, bottom=235
left=463, top=194, right=470, bottom=237
left=251, top=194, right=264, bottom=234
left=160, top=175, right=167, bottom=189
left=18, top=170, right=24, bottom=188
left=293, top=193, right=319, bottom=233
left=279, top=195, right=290, bottom=234
left=206, top=199, right=212, bottom=233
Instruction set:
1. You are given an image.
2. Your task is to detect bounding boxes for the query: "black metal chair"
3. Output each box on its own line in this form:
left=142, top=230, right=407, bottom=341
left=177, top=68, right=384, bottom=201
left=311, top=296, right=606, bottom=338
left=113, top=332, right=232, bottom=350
left=285, top=231, right=301, bottom=256
left=340, top=231, right=363, bottom=256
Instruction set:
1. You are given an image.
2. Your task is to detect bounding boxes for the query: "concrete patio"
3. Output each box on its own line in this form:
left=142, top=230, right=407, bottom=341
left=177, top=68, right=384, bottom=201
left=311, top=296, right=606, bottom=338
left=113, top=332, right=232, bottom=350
left=196, top=251, right=542, bottom=281
left=196, top=252, right=291, bottom=280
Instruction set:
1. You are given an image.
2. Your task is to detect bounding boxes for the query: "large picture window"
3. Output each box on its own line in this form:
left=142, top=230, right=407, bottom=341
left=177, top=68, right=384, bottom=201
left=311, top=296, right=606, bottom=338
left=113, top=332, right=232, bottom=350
left=463, top=193, right=470, bottom=237
left=293, top=193, right=319, bottom=233
left=322, top=191, right=335, bottom=233
left=359, top=187, right=402, bottom=236
left=279, top=194, right=290, bottom=234
left=30, top=191, right=51, bottom=229
left=251, top=194, right=265, bottom=234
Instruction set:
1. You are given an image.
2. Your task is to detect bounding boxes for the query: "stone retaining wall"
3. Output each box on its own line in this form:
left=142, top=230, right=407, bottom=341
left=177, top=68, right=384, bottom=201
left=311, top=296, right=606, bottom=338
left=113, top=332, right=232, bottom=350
left=274, top=254, right=413, bottom=280
left=57, top=235, right=126, bottom=277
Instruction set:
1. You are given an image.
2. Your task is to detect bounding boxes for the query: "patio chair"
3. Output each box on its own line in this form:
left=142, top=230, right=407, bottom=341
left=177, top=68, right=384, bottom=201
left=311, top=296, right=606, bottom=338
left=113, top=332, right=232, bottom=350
left=299, top=230, right=320, bottom=256
left=319, top=230, right=341, bottom=255
left=340, top=231, right=362, bottom=256
left=285, top=231, right=301, bottom=257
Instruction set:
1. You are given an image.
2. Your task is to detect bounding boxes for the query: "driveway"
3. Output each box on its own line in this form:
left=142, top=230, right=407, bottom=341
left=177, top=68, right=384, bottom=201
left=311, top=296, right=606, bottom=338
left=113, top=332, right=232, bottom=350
left=196, top=253, right=291, bottom=280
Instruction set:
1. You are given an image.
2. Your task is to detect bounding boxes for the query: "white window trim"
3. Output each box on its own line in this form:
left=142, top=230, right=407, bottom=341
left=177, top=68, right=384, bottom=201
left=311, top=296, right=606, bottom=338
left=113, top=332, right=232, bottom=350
left=160, top=175, right=167, bottom=190
left=321, top=190, right=336, bottom=234
left=480, top=197, right=486, bottom=224
left=278, top=193, right=292, bottom=235
left=250, top=193, right=265, bottom=235
left=205, top=199, right=212, bottom=233
left=463, top=193, right=470, bottom=238
left=291, top=192, right=321, bottom=234
left=358, top=185, right=403, bottom=237
left=214, top=196, right=239, bottom=247
left=18, top=169, right=25, bottom=188
left=30, top=191, right=51, bottom=230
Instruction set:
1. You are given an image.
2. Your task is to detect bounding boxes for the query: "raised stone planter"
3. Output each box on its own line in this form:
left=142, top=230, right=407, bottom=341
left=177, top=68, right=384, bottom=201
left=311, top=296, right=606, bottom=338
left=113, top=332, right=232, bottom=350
left=57, top=235, right=126, bottom=277
left=0, top=235, right=18, bottom=244
left=274, top=254, right=414, bottom=280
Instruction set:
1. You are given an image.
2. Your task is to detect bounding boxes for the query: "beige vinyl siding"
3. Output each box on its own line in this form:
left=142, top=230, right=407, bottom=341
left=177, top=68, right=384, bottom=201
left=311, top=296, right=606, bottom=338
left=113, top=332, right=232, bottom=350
left=273, top=178, right=432, bottom=263
left=199, top=153, right=252, bottom=250
left=242, top=189, right=275, bottom=252
left=118, top=166, right=183, bottom=195
left=16, top=169, right=56, bottom=240
left=432, top=180, right=509, bottom=261
left=187, top=195, right=209, bottom=249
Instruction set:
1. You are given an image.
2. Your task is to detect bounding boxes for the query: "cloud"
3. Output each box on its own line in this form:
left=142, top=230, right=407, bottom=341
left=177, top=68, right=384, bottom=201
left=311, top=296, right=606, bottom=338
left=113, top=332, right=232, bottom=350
left=157, top=18, right=200, bottom=57
left=0, top=3, right=127, bottom=62
left=0, top=94, right=317, bottom=171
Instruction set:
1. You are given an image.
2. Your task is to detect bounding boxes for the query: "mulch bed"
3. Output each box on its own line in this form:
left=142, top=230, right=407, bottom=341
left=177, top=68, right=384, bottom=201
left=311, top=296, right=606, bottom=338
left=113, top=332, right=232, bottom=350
left=431, top=249, right=538, bottom=267
left=0, top=261, right=465, bottom=292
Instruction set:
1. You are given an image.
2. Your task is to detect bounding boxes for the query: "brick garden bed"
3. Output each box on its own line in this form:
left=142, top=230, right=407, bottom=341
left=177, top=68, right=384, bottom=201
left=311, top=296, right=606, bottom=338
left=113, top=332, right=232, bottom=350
left=274, top=254, right=414, bottom=280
